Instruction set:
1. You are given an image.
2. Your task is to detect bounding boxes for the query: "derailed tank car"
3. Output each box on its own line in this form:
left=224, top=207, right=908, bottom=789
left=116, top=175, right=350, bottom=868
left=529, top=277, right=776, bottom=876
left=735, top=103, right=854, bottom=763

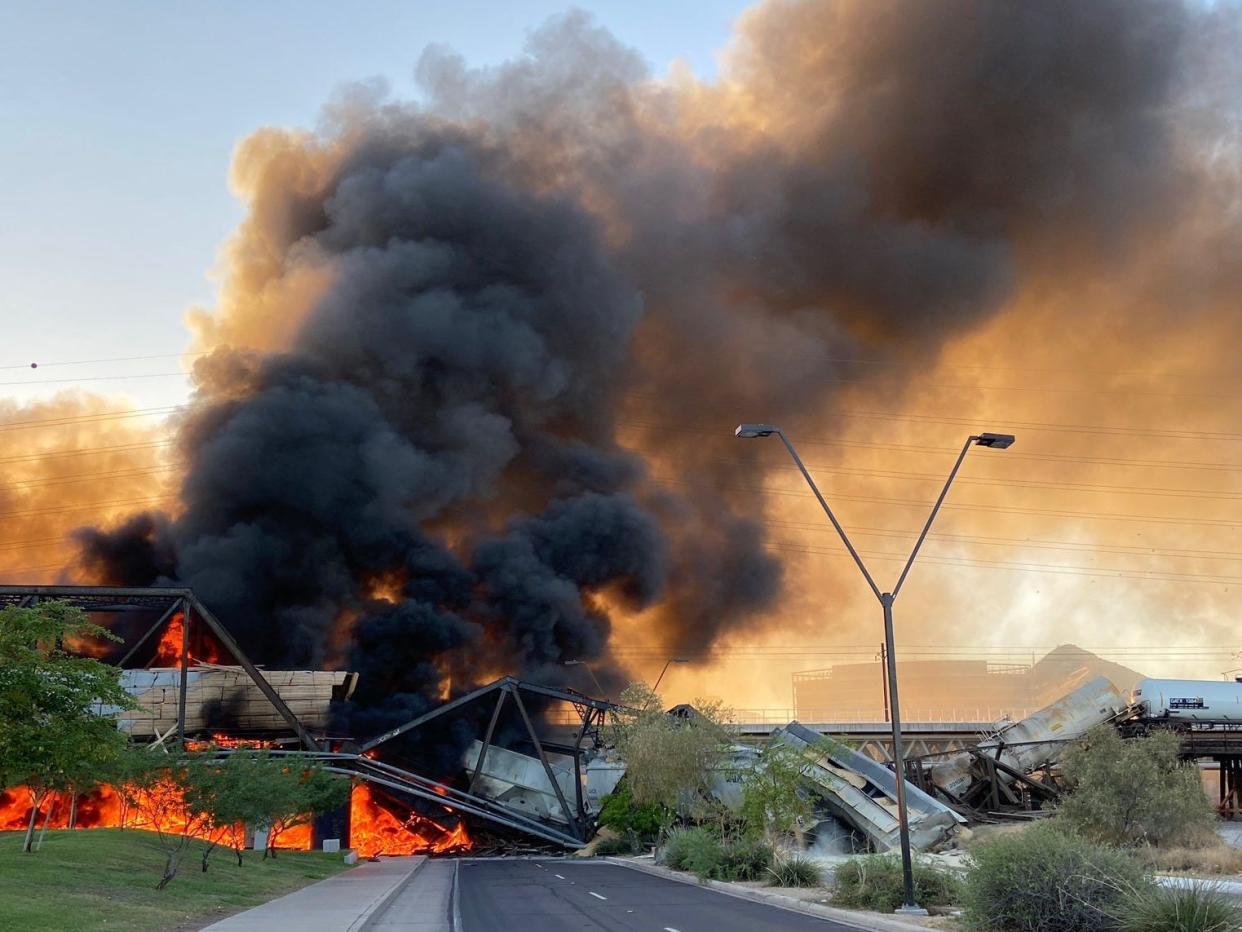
left=1133, top=678, right=1242, bottom=724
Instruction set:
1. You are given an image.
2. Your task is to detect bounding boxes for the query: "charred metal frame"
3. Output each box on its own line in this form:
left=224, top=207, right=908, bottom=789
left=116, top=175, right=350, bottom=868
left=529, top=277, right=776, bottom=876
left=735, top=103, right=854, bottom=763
left=357, top=675, right=616, bottom=842
left=0, top=585, right=321, bottom=751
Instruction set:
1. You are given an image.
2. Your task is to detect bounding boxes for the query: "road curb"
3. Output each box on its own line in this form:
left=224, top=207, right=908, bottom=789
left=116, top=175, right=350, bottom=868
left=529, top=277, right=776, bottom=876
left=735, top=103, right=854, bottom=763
left=605, top=857, right=936, bottom=932
left=352, top=855, right=429, bottom=931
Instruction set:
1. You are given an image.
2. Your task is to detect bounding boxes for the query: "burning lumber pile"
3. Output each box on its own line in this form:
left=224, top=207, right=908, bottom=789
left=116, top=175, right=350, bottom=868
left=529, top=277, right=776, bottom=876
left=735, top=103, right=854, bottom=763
left=117, top=665, right=357, bottom=738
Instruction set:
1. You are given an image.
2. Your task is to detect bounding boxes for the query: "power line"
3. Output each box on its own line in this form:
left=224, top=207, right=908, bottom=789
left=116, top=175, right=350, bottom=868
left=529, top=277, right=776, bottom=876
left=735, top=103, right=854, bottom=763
left=767, top=519, right=1242, bottom=563
left=0, top=371, right=189, bottom=387
left=0, top=439, right=175, bottom=466
left=2, top=464, right=179, bottom=490
left=770, top=540, right=1242, bottom=585
left=0, top=351, right=208, bottom=371
left=652, top=475, right=1242, bottom=528
left=788, top=461, right=1242, bottom=502
left=0, top=495, right=175, bottom=519
left=620, top=419, right=1242, bottom=474
left=779, top=354, right=1239, bottom=383
left=0, top=406, right=181, bottom=434
left=834, top=409, right=1242, bottom=442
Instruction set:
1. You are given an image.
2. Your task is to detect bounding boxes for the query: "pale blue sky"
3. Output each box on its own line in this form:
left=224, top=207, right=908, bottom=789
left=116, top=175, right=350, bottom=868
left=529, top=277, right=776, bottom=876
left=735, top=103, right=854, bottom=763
left=0, top=1, right=748, bottom=409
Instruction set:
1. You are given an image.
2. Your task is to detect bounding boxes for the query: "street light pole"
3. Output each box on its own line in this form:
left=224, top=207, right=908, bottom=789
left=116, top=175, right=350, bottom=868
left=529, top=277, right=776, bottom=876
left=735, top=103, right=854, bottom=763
left=735, top=423, right=1014, bottom=914
left=653, top=657, right=688, bottom=693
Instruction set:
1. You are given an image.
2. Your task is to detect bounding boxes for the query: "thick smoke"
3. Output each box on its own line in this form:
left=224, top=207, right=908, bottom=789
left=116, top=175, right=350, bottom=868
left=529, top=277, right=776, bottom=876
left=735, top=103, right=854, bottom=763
left=75, top=0, right=1240, bottom=727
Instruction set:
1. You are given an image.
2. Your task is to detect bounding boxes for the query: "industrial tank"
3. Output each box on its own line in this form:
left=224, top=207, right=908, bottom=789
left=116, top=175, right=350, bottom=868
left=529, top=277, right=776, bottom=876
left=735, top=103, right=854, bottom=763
left=1133, top=678, right=1242, bottom=723
left=931, top=676, right=1128, bottom=798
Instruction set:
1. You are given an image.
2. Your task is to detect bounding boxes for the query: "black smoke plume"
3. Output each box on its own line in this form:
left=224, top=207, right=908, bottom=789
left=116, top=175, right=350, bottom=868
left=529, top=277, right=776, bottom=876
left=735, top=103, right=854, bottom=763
left=78, top=0, right=1227, bottom=739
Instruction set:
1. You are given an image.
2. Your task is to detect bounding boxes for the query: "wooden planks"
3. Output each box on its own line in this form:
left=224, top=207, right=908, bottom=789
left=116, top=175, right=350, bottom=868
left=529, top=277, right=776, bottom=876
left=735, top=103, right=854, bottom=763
left=118, top=666, right=352, bottom=736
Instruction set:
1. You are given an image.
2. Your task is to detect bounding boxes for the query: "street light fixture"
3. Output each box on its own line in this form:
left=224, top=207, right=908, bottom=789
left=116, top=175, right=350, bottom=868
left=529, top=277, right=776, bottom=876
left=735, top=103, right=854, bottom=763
left=653, top=657, right=689, bottom=693
left=562, top=659, right=606, bottom=697
left=735, top=423, right=1014, bottom=914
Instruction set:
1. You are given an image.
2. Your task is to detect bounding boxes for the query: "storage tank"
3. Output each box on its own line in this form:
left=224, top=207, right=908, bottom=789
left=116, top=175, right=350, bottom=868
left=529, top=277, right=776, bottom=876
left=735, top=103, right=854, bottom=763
left=1133, top=678, right=1242, bottom=723
left=931, top=676, right=1128, bottom=798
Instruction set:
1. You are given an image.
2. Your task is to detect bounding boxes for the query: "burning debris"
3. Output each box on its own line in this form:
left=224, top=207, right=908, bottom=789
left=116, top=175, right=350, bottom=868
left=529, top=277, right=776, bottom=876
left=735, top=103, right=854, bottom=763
left=349, top=783, right=471, bottom=857
left=118, top=666, right=356, bottom=740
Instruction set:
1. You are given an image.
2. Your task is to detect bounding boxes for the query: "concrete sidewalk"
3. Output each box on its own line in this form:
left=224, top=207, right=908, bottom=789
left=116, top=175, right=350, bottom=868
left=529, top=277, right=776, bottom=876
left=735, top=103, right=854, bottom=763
left=204, top=855, right=426, bottom=931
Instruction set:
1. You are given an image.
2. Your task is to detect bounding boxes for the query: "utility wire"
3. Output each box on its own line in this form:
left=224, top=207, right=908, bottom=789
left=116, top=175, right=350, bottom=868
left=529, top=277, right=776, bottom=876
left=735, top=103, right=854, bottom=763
left=769, top=540, right=1242, bottom=585
left=0, top=351, right=207, bottom=371
left=0, top=495, right=175, bottom=519
left=0, top=439, right=175, bottom=466
left=651, top=476, right=1242, bottom=528
left=0, top=406, right=182, bottom=433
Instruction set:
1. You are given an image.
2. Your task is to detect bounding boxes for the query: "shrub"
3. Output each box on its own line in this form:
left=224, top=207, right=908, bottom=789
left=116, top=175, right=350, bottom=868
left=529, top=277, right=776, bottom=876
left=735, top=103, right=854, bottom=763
left=1115, top=882, right=1241, bottom=932
left=717, top=835, right=774, bottom=881
left=1058, top=726, right=1216, bottom=848
left=767, top=855, right=823, bottom=888
left=660, top=826, right=715, bottom=872
left=659, top=826, right=773, bottom=881
left=597, top=782, right=665, bottom=843
left=683, top=831, right=725, bottom=880
left=962, top=821, right=1148, bottom=932
left=832, top=853, right=962, bottom=912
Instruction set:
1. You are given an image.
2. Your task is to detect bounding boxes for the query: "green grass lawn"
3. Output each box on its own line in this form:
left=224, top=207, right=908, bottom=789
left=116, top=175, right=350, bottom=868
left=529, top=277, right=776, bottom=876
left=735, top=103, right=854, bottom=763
left=0, top=828, right=350, bottom=931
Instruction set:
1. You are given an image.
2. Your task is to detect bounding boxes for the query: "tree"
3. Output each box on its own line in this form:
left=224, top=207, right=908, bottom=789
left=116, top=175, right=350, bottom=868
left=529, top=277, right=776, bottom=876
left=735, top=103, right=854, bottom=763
left=113, top=749, right=224, bottom=888
left=180, top=752, right=276, bottom=870
left=0, top=601, right=133, bottom=853
left=260, top=763, right=349, bottom=858
left=1057, top=725, right=1216, bottom=847
left=602, top=683, right=735, bottom=835
left=740, top=741, right=815, bottom=843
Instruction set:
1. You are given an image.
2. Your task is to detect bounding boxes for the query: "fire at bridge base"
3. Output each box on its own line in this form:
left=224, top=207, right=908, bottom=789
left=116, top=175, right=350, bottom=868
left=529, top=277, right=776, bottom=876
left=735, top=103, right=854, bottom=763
left=0, top=782, right=473, bottom=858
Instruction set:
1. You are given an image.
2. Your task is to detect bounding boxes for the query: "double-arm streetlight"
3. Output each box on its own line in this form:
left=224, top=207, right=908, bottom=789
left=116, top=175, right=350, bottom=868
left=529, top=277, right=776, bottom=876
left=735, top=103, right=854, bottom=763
left=735, top=423, right=1014, bottom=915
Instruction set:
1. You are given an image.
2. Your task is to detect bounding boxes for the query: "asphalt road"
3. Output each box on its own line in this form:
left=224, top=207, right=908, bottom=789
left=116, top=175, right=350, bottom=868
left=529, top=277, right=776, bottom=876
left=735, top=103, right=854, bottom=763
left=455, top=860, right=860, bottom=932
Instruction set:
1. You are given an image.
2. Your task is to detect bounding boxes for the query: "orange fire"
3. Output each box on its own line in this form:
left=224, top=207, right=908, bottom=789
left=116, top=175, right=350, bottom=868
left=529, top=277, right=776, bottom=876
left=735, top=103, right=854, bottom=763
left=348, top=784, right=470, bottom=857
left=0, top=782, right=310, bottom=850
left=151, top=612, right=224, bottom=666
left=184, top=734, right=277, bottom=751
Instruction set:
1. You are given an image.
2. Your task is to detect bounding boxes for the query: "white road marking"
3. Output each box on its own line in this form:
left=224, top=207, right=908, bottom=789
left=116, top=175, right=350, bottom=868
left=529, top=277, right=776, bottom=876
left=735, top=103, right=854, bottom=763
left=555, top=873, right=566, bottom=879
left=665, top=927, right=682, bottom=932
left=588, top=891, right=608, bottom=900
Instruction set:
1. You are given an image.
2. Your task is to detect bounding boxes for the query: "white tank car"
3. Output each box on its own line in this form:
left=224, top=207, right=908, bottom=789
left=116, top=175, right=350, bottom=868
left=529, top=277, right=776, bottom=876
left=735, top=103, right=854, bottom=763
left=1133, top=678, right=1242, bottom=723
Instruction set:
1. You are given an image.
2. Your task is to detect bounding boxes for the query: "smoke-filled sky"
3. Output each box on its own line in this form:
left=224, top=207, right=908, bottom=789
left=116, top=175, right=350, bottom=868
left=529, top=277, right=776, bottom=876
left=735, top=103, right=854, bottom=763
left=4, top=1, right=1242, bottom=720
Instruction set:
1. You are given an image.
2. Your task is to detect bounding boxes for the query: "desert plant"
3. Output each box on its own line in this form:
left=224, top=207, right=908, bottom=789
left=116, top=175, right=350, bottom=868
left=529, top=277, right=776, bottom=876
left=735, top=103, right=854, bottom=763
left=962, top=820, right=1148, bottom=932
left=660, top=825, right=712, bottom=871
left=658, top=826, right=773, bottom=881
left=833, top=853, right=962, bottom=912
left=682, top=829, right=725, bottom=880
left=1114, top=881, right=1241, bottom=932
left=767, top=855, right=823, bottom=888
left=717, top=834, right=774, bottom=881
left=1058, top=726, right=1216, bottom=848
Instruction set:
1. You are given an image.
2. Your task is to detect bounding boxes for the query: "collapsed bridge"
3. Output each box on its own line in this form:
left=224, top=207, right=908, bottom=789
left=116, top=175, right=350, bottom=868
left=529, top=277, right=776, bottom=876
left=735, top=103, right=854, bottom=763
left=0, top=585, right=619, bottom=853
left=7, top=585, right=1241, bottom=856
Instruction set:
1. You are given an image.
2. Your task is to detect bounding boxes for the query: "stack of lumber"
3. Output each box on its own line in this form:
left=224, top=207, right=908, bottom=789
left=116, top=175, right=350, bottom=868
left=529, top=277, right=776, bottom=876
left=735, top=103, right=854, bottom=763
left=117, top=665, right=356, bottom=737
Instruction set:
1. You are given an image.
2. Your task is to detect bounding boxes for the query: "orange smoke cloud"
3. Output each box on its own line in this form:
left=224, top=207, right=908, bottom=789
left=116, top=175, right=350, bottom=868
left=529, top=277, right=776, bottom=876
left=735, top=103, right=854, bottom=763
left=0, top=393, right=174, bottom=584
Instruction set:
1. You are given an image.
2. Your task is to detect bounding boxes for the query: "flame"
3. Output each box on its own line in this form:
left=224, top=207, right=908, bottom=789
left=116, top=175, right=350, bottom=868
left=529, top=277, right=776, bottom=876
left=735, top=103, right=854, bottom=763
left=151, top=612, right=223, bottom=666
left=184, top=735, right=277, bottom=751
left=348, top=784, right=471, bottom=857
left=0, top=782, right=310, bottom=850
